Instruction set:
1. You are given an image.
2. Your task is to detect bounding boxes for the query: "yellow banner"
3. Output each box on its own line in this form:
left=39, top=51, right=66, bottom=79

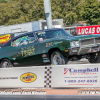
left=0, top=34, right=11, bottom=44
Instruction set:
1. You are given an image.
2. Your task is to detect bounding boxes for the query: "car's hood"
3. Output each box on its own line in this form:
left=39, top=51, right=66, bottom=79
left=73, top=35, right=94, bottom=40
left=42, top=34, right=100, bottom=43
left=66, top=34, right=100, bottom=41
left=60, top=35, right=95, bottom=41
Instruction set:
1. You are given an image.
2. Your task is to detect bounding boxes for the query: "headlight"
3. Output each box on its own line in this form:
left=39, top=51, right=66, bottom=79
left=75, top=41, right=79, bottom=47
left=70, top=41, right=75, bottom=47
left=70, top=41, right=79, bottom=47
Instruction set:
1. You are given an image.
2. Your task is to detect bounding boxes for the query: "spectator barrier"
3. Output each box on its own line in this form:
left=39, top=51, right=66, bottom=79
left=0, top=64, right=99, bottom=88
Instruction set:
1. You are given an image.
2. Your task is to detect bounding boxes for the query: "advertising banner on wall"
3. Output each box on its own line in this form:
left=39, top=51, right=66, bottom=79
left=0, top=64, right=100, bottom=88
left=51, top=64, right=100, bottom=88
left=0, top=66, right=46, bottom=88
left=77, top=25, right=100, bottom=35
left=0, top=34, right=11, bottom=44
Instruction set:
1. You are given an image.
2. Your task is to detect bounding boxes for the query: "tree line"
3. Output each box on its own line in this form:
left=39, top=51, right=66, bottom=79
left=0, top=0, right=100, bottom=26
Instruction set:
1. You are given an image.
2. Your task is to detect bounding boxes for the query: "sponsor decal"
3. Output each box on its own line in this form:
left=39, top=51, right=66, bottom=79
left=64, top=68, right=98, bottom=75
left=0, top=34, right=11, bottom=44
left=42, top=54, right=47, bottom=58
left=92, top=49, right=98, bottom=52
left=13, top=62, right=19, bottom=65
left=92, top=47, right=98, bottom=52
left=38, top=32, right=46, bottom=35
left=43, top=58, right=49, bottom=60
left=46, top=42, right=53, bottom=47
left=43, top=59, right=50, bottom=63
left=20, top=73, right=37, bottom=83
left=12, top=58, right=16, bottom=60
left=18, top=55, right=21, bottom=57
left=53, top=41, right=63, bottom=45
left=77, top=25, right=100, bottom=35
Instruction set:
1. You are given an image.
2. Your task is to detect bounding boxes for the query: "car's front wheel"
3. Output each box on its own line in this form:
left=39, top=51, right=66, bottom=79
left=51, top=51, right=68, bottom=65
left=88, top=52, right=100, bottom=63
left=0, top=59, right=13, bottom=68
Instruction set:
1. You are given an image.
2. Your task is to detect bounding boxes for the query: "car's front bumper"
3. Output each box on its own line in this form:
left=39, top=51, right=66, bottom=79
left=68, top=45, right=100, bottom=56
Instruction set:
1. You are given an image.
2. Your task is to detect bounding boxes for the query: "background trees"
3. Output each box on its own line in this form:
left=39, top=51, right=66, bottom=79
left=0, top=0, right=100, bottom=26
left=0, top=0, right=9, bottom=3
left=83, top=0, right=100, bottom=25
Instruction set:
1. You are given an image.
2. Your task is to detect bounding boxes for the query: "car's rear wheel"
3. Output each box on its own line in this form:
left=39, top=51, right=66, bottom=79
left=0, top=59, right=13, bottom=68
left=88, top=52, right=100, bottom=63
left=51, top=51, right=68, bottom=65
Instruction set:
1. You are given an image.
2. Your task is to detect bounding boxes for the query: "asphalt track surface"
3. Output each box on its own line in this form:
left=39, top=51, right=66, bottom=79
left=0, top=95, right=100, bottom=100
left=68, top=58, right=89, bottom=64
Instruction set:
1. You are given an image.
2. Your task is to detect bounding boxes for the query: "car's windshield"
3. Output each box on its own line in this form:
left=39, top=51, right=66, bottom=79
left=36, top=29, right=72, bottom=41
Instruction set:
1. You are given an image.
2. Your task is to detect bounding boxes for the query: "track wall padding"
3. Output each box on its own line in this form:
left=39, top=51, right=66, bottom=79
left=0, top=64, right=100, bottom=88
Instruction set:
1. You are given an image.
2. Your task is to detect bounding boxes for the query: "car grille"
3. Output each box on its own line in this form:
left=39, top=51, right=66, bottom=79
left=95, top=37, right=100, bottom=44
left=79, top=48, right=91, bottom=54
left=81, top=38, right=94, bottom=46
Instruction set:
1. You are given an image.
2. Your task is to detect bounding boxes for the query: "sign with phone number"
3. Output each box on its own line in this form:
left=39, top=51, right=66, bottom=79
left=51, top=64, right=100, bottom=87
left=65, top=80, right=97, bottom=83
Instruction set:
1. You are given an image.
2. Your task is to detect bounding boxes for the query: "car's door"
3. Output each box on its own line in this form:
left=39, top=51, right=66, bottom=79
left=34, top=31, right=51, bottom=64
left=11, top=33, right=40, bottom=66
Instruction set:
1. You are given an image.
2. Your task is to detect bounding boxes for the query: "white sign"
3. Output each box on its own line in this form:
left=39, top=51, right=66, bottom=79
left=0, top=64, right=100, bottom=88
left=51, top=64, right=100, bottom=88
left=0, top=66, right=45, bottom=88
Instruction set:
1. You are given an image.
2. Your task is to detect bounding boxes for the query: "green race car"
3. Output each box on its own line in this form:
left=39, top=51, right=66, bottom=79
left=0, top=28, right=100, bottom=68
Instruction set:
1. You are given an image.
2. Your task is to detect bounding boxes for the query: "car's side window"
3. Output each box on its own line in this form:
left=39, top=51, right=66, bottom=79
left=12, top=33, right=36, bottom=47
left=28, top=34, right=36, bottom=44
left=19, top=35, right=28, bottom=46
left=12, top=38, right=21, bottom=47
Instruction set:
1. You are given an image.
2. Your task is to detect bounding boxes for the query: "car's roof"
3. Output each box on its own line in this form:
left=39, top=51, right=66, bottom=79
left=11, top=28, right=63, bottom=41
left=2, top=28, right=63, bottom=47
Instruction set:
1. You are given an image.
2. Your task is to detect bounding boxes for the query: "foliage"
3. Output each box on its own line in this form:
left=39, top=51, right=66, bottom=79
left=0, top=0, right=45, bottom=25
left=0, top=0, right=100, bottom=26
left=0, top=0, right=9, bottom=3
left=83, top=0, right=100, bottom=25
left=51, top=0, right=86, bottom=26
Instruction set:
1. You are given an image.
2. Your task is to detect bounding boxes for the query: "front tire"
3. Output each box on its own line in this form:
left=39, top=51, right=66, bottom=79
left=0, top=59, right=13, bottom=68
left=51, top=51, right=68, bottom=65
left=88, top=52, right=100, bottom=63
